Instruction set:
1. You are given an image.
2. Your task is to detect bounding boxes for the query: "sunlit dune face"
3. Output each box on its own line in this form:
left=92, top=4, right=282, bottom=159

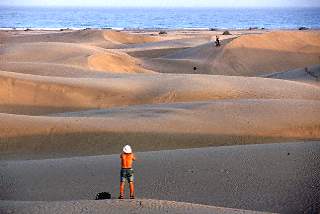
left=103, top=31, right=159, bottom=44
left=0, top=29, right=319, bottom=160
left=227, top=31, right=320, bottom=53
left=88, top=52, right=149, bottom=73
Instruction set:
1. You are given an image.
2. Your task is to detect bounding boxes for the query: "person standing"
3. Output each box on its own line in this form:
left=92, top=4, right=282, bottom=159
left=215, top=35, right=221, bottom=47
left=119, top=145, right=136, bottom=199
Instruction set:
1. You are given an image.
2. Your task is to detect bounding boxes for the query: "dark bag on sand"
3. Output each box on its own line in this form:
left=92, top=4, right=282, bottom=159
left=95, top=192, right=111, bottom=200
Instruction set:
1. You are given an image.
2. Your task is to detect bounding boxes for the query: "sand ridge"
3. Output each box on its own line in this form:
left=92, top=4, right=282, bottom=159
left=1, top=142, right=318, bottom=213
left=226, top=31, right=320, bottom=53
left=1, top=99, right=320, bottom=137
left=1, top=29, right=320, bottom=213
left=141, top=31, right=320, bottom=76
left=0, top=199, right=274, bottom=214
left=1, top=70, right=320, bottom=115
left=103, top=30, right=160, bottom=44
left=0, top=99, right=319, bottom=159
left=213, top=31, right=320, bottom=76
left=0, top=29, right=160, bottom=47
left=264, top=64, right=320, bottom=86
left=1, top=41, right=149, bottom=73
left=0, top=61, right=115, bottom=77
left=3, top=30, right=319, bottom=76
left=88, top=51, right=152, bottom=73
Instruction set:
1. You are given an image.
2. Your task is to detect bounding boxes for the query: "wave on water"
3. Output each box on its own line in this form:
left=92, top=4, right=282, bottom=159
left=0, top=7, right=320, bottom=30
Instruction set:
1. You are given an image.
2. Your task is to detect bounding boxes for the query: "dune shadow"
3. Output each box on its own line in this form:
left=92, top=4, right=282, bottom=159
left=0, top=104, right=94, bottom=115
left=0, top=131, right=305, bottom=160
left=142, top=47, right=320, bottom=76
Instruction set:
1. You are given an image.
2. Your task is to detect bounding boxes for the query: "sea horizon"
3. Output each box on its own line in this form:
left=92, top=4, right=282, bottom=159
left=0, top=6, right=320, bottom=30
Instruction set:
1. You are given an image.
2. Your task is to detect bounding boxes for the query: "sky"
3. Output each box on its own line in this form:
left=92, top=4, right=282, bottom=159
left=1, top=0, right=320, bottom=7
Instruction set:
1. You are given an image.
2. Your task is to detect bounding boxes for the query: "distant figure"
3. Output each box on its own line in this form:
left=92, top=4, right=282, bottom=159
left=215, top=35, right=221, bottom=47
left=119, top=145, right=136, bottom=199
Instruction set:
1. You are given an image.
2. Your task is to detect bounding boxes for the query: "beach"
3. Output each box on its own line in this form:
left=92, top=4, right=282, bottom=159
left=0, top=28, right=320, bottom=213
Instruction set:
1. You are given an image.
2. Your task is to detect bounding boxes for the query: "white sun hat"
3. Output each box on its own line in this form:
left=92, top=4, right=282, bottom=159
left=123, top=145, right=132, bottom=154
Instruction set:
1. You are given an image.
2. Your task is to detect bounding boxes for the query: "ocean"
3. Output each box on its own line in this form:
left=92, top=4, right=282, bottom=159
left=0, top=6, right=320, bottom=30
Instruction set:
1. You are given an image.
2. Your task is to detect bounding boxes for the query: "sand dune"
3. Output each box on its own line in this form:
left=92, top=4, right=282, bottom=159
left=0, top=29, right=159, bottom=48
left=131, top=38, right=222, bottom=74
left=1, top=30, right=320, bottom=160
left=265, top=64, right=320, bottom=86
left=227, top=31, right=320, bottom=53
left=161, top=38, right=235, bottom=60
left=127, top=47, right=189, bottom=58
left=1, top=42, right=148, bottom=73
left=125, top=37, right=213, bottom=64
left=1, top=42, right=95, bottom=67
left=88, top=51, right=151, bottom=73
left=4, top=30, right=318, bottom=76
left=1, top=29, right=320, bottom=214
left=0, top=30, right=160, bottom=74
left=1, top=71, right=320, bottom=115
left=214, top=31, right=320, bottom=76
left=0, top=62, right=111, bottom=77
left=0, top=29, right=117, bottom=49
left=0, top=99, right=319, bottom=159
left=141, top=31, right=320, bottom=76
left=0, top=199, right=272, bottom=214
left=103, top=30, right=159, bottom=44
left=125, top=36, right=212, bottom=51
left=1, top=142, right=318, bottom=213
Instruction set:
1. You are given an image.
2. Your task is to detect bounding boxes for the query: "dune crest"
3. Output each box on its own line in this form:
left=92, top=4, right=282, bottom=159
left=227, top=31, right=320, bottom=53
left=142, top=31, right=320, bottom=76
left=214, top=31, right=320, bottom=75
left=1, top=41, right=149, bottom=73
left=0, top=99, right=319, bottom=159
left=1, top=71, right=320, bottom=115
left=88, top=52, right=151, bottom=73
left=103, top=30, right=159, bottom=44
left=0, top=99, right=319, bottom=138
left=1, top=29, right=320, bottom=214
left=0, top=199, right=272, bottom=214
left=0, top=29, right=142, bottom=48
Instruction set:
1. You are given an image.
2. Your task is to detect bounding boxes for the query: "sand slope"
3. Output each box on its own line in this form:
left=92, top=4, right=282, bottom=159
left=87, top=51, right=151, bottom=73
left=215, top=31, right=320, bottom=76
left=0, top=30, right=159, bottom=74
left=0, top=30, right=159, bottom=48
left=1, top=142, right=318, bottom=213
left=3, top=30, right=319, bottom=76
left=0, top=199, right=273, bottom=214
left=0, top=99, right=319, bottom=159
left=0, top=62, right=111, bottom=78
left=103, top=30, right=159, bottom=44
left=0, top=42, right=148, bottom=73
left=264, top=64, right=320, bottom=86
left=1, top=30, right=320, bottom=214
left=1, top=70, right=320, bottom=115
left=142, top=31, right=320, bottom=76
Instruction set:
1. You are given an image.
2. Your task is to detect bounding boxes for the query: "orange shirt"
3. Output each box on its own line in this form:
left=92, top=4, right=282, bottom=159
left=120, top=153, right=135, bottom=169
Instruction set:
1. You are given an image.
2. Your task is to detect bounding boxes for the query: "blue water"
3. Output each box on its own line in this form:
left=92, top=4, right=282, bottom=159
left=0, top=7, right=320, bottom=30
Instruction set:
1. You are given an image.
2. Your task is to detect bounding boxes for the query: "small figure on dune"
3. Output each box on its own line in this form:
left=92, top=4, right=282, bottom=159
left=215, top=35, right=221, bottom=47
left=119, top=145, right=136, bottom=199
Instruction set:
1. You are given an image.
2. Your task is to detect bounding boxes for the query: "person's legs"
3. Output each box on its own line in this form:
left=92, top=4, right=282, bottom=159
left=119, top=169, right=125, bottom=199
left=119, top=169, right=135, bottom=199
left=119, top=181, right=125, bottom=199
left=129, top=182, right=135, bottom=199
left=127, top=169, right=135, bottom=199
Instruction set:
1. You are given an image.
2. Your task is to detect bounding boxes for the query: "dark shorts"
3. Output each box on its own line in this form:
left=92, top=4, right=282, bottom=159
left=120, top=168, right=134, bottom=183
